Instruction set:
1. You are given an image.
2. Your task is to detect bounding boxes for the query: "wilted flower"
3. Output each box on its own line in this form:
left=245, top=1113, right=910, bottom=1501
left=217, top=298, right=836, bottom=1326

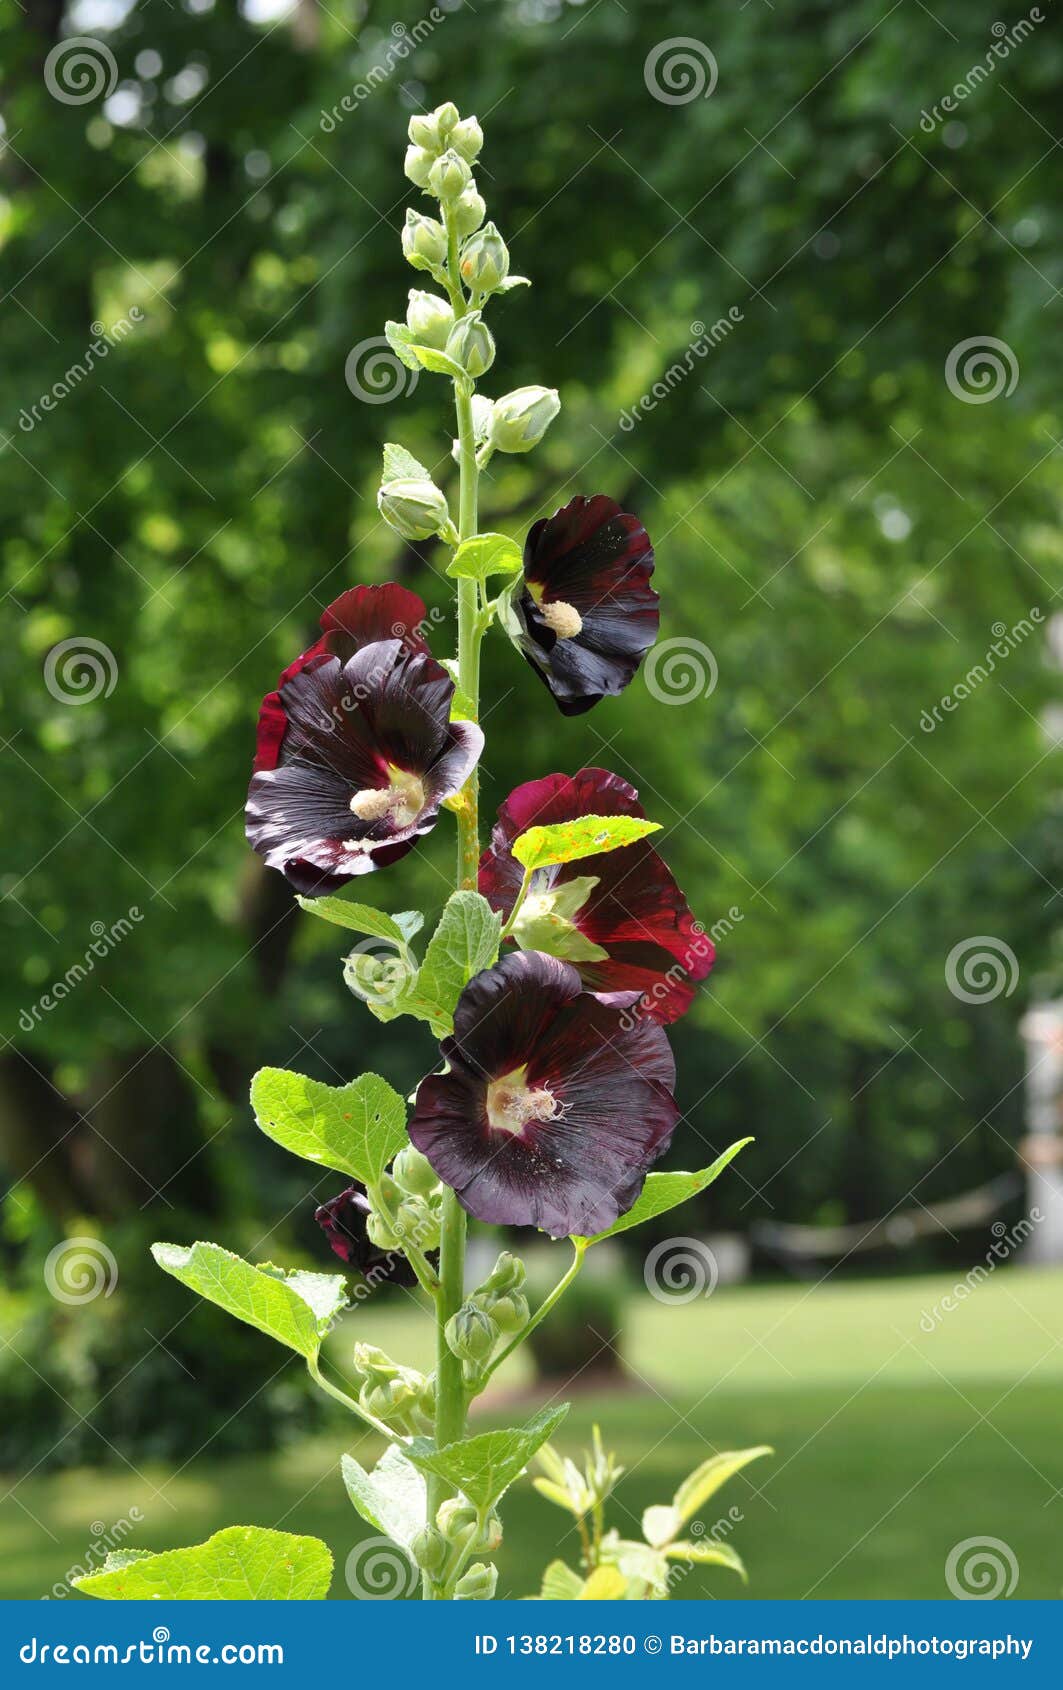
left=408, top=950, right=679, bottom=1237
left=508, top=495, right=658, bottom=715
left=246, top=639, right=483, bottom=894
left=313, top=1183, right=417, bottom=1286
left=479, top=767, right=714, bottom=1023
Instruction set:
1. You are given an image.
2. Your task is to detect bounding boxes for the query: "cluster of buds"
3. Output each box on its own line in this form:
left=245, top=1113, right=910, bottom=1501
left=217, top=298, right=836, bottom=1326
left=410, top=1499, right=502, bottom=1599
left=366, top=1147, right=442, bottom=1256
left=350, top=1341, right=435, bottom=1436
left=444, top=1251, right=529, bottom=1383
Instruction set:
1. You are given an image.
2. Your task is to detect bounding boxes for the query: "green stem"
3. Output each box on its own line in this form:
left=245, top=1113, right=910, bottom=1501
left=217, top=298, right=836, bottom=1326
left=483, top=1239, right=587, bottom=1384
left=498, top=866, right=533, bottom=942
left=306, top=1356, right=394, bottom=1442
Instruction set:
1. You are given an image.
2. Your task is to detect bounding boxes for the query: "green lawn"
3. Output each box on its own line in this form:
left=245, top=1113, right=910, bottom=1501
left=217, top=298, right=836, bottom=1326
left=3, top=1267, right=1061, bottom=1600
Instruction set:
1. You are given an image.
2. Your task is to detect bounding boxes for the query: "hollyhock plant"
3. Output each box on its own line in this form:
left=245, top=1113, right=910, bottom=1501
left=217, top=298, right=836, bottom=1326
left=116, top=101, right=755, bottom=1611
left=504, top=494, right=659, bottom=715
left=479, top=766, right=715, bottom=1022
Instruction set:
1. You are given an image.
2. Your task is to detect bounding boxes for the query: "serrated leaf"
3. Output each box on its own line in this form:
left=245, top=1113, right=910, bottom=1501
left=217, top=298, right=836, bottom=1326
left=74, top=1526, right=332, bottom=1600
left=580, top=1566, right=628, bottom=1598
left=405, top=1404, right=569, bottom=1511
left=446, top=532, right=522, bottom=583
left=382, top=442, right=432, bottom=483
left=577, top=1139, right=754, bottom=1245
left=663, top=1540, right=747, bottom=1580
left=296, top=894, right=423, bottom=947
left=512, top=814, right=661, bottom=873
left=673, top=1446, right=772, bottom=1525
left=151, top=1241, right=346, bottom=1359
left=342, top=1446, right=426, bottom=1555
left=414, top=891, right=502, bottom=1034
left=642, top=1503, right=681, bottom=1549
left=539, top=1559, right=584, bottom=1600
left=250, top=1069, right=408, bottom=1187
left=383, top=321, right=423, bottom=372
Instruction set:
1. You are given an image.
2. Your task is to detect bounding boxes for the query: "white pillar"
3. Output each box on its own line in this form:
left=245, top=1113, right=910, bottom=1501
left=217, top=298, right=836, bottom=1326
left=1019, top=1004, right=1063, bottom=1264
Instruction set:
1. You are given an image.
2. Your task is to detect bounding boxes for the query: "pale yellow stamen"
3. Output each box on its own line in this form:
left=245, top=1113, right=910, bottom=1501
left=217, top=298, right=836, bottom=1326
left=540, top=599, right=583, bottom=640
left=347, top=766, right=427, bottom=835
left=486, top=1065, right=558, bottom=1137
left=349, top=788, right=396, bottom=822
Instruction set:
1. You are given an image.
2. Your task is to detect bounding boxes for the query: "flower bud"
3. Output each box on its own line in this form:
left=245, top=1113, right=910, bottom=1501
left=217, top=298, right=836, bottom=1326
left=428, top=148, right=471, bottom=203
left=445, top=1302, right=497, bottom=1365
left=452, top=186, right=486, bottom=237
left=489, top=1290, right=529, bottom=1333
left=408, top=112, right=443, bottom=153
left=449, top=116, right=483, bottom=162
left=392, top=1145, right=440, bottom=1198
left=410, top=1525, right=449, bottom=1579
left=459, top=223, right=509, bottom=294
left=482, top=1250, right=526, bottom=1294
left=445, top=313, right=495, bottom=379
left=489, top=386, right=561, bottom=454
left=401, top=209, right=447, bottom=272
left=479, top=1513, right=503, bottom=1553
left=433, top=101, right=460, bottom=136
left=404, top=145, right=435, bottom=190
left=377, top=477, right=451, bottom=542
left=365, top=1209, right=400, bottom=1250
left=405, top=289, right=454, bottom=350
left=395, top=1195, right=441, bottom=1254
left=454, top=1562, right=498, bottom=1601
left=436, top=1498, right=480, bottom=1551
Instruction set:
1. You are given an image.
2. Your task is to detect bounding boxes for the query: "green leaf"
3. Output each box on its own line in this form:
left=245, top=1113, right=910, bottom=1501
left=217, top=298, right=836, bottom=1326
left=532, top=1477, right=584, bottom=1517
left=495, top=275, right=531, bottom=292
left=74, top=1526, right=332, bottom=1600
left=383, top=321, right=423, bottom=373
left=580, top=1566, right=628, bottom=1598
left=663, top=1539, right=747, bottom=1580
left=342, top=1445, right=426, bottom=1555
left=577, top=1138, right=754, bottom=1245
left=407, top=342, right=466, bottom=379
left=405, top=1404, right=569, bottom=1511
left=512, top=814, right=662, bottom=873
left=151, top=1241, right=347, bottom=1359
left=539, top=1559, right=584, bottom=1600
left=446, top=532, right=522, bottom=583
left=296, top=893, right=423, bottom=947
left=382, top=441, right=432, bottom=483
left=642, top=1503, right=682, bottom=1549
left=602, top=1536, right=670, bottom=1598
left=673, top=1445, right=772, bottom=1525
left=414, top=891, right=502, bottom=1034
left=250, top=1069, right=408, bottom=1187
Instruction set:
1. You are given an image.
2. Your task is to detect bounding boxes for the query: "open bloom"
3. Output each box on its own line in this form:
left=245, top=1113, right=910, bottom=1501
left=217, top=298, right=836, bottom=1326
left=408, top=950, right=679, bottom=1237
left=254, top=583, right=430, bottom=773
left=246, top=639, right=482, bottom=895
left=479, top=767, right=714, bottom=1024
left=508, top=495, right=658, bottom=715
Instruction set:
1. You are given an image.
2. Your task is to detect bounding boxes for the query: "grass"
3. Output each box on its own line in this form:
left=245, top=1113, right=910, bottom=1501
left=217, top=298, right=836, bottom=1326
left=3, top=1265, right=1061, bottom=1600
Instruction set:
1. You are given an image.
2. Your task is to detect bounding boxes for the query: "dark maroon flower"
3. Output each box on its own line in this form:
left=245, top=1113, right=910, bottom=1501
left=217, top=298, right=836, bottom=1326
left=246, top=639, right=483, bottom=895
left=408, top=950, right=679, bottom=1237
left=254, top=584, right=431, bottom=773
left=314, top=1184, right=415, bottom=1285
left=479, top=767, right=714, bottom=1024
left=508, top=495, right=658, bottom=715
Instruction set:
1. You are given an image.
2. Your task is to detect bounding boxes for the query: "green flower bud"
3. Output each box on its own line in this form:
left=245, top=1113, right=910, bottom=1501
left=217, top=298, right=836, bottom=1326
left=428, top=148, right=471, bottom=203
left=365, top=1209, right=400, bottom=1250
left=454, top=1562, right=498, bottom=1601
left=392, top=1145, right=440, bottom=1198
left=436, top=1497, right=480, bottom=1551
left=452, top=186, right=487, bottom=238
left=404, top=144, right=435, bottom=190
left=408, top=112, right=443, bottom=153
left=377, top=477, right=451, bottom=542
left=401, top=209, right=447, bottom=272
left=449, top=116, right=484, bottom=162
left=363, top=1377, right=418, bottom=1422
left=406, top=289, right=454, bottom=350
left=489, top=1290, right=530, bottom=1333
left=482, top=1250, right=526, bottom=1294
left=445, top=1302, right=497, bottom=1365
left=410, top=1525, right=449, bottom=1579
left=445, top=312, right=495, bottom=379
left=433, top=101, right=460, bottom=136
left=489, top=386, right=561, bottom=454
left=479, top=1513, right=503, bottom=1553
left=459, top=223, right=509, bottom=295
left=395, top=1195, right=441, bottom=1254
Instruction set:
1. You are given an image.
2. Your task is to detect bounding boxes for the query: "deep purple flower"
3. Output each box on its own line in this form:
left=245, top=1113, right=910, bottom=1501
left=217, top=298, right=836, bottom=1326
left=408, top=950, right=679, bottom=1237
left=314, top=1184, right=415, bottom=1285
left=254, top=584, right=430, bottom=774
left=246, top=640, right=483, bottom=895
left=478, top=767, right=714, bottom=1024
left=508, top=495, right=658, bottom=715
